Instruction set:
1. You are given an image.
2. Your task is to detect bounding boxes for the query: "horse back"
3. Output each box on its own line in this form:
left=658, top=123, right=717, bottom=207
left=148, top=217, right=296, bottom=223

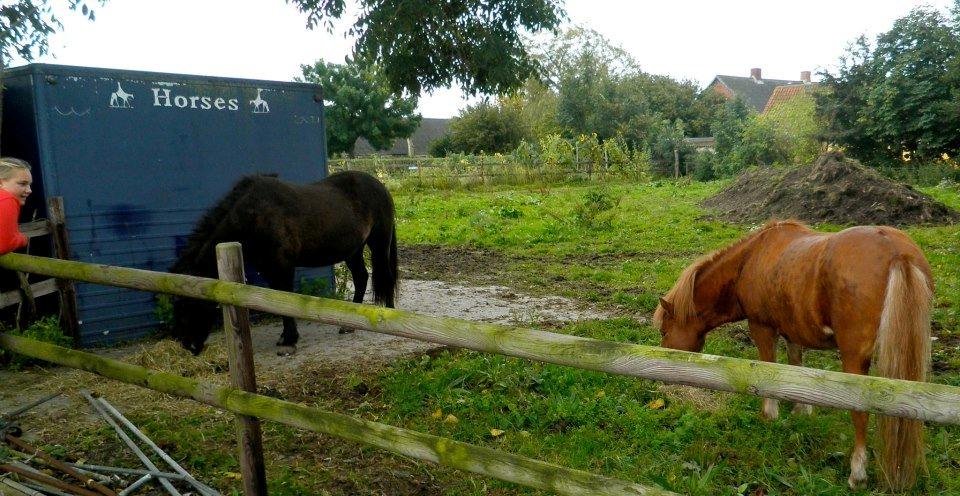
left=736, top=223, right=930, bottom=349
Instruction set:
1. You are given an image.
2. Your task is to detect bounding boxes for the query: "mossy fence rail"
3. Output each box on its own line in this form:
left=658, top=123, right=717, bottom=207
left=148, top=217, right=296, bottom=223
left=2, top=249, right=960, bottom=495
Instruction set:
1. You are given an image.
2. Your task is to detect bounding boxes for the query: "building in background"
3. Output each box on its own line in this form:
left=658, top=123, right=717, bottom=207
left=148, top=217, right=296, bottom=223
left=353, top=118, right=451, bottom=157
left=707, top=68, right=813, bottom=113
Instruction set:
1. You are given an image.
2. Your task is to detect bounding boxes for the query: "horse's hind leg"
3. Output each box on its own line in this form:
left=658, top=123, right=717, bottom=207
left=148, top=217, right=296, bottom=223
left=786, top=342, right=814, bottom=415
left=749, top=321, right=780, bottom=420
left=839, top=347, right=873, bottom=489
left=339, top=251, right=368, bottom=334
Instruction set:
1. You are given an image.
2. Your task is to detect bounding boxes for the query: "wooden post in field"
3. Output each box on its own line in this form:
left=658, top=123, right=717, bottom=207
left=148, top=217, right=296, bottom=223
left=47, top=197, right=80, bottom=346
left=673, top=147, right=680, bottom=179
left=216, top=242, right=267, bottom=496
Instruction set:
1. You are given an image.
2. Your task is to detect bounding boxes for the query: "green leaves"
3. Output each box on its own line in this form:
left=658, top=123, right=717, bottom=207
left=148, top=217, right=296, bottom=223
left=300, top=58, right=421, bottom=157
left=0, top=0, right=103, bottom=63
left=289, top=0, right=565, bottom=96
left=819, top=5, right=960, bottom=165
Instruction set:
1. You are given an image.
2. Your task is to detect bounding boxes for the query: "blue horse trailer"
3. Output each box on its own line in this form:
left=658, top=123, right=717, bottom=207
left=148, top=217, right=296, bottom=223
left=0, top=63, right=331, bottom=347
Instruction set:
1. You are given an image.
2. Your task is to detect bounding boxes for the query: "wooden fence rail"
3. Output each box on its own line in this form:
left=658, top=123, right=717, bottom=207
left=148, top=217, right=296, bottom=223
left=1, top=252, right=959, bottom=425
left=0, top=334, right=670, bottom=496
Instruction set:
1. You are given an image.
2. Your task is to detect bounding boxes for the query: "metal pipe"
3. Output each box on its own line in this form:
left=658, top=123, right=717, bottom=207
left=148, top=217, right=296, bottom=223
left=20, top=480, right=75, bottom=496
left=97, top=397, right=220, bottom=496
left=66, top=464, right=116, bottom=485
left=117, top=474, right=153, bottom=496
left=0, top=392, right=62, bottom=420
left=0, top=476, right=47, bottom=496
left=68, top=463, right=187, bottom=481
left=80, top=391, right=182, bottom=496
left=4, top=433, right=118, bottom=496
left=0, top=463, right=102, bottom=496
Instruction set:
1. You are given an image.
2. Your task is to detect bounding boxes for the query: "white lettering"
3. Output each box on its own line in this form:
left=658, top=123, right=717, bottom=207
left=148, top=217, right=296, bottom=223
left=152, top=88, right=172, bottom=107
left=148, top=88, right=241, bottom=112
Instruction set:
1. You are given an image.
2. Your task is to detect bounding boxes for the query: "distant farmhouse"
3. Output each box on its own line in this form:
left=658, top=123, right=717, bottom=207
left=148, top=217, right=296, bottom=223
left=686, top=68, right=819, bottom=151
left=353, top=117, right=451, bottom=157
left=707, top=68, right=816, bottom=113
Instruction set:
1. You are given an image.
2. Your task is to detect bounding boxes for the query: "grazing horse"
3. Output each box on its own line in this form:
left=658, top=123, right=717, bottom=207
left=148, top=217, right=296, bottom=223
left=169, top=171, right=399, bottom=355
left=654, top=220, right=932, bottom=491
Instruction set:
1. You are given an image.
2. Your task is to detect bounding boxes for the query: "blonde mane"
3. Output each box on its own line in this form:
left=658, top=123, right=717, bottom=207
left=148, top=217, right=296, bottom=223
left=654, top=220, right=806, bottom=327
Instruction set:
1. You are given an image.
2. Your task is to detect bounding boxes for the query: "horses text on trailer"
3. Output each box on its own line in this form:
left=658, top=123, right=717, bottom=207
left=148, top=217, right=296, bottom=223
left=0, top=63, right=331, bottom=347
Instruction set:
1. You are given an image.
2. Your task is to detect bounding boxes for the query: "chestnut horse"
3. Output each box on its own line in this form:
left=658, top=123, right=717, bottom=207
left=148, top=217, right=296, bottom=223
left=654, top=220, right=932, bottom=491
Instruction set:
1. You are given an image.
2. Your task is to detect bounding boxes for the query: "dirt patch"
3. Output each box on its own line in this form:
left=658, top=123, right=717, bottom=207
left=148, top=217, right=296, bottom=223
left=400, top=245, right=509, bottom=283
left=702, top=152, right=960, bottom=226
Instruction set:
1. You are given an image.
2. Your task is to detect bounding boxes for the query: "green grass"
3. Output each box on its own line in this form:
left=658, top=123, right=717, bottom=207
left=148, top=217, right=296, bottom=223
left=379, top=178, right=960, bottom=494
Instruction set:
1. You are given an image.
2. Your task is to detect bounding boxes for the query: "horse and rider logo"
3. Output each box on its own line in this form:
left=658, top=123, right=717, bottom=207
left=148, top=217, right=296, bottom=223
left=109, top=83, right=134, bottom=109
left=249, top=89, right=270, bottom=113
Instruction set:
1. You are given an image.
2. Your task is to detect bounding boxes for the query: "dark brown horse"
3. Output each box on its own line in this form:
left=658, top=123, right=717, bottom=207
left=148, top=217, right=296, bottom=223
left=654, top=220, right=932, bottom=491
left=169, top=171, right=398, bottom=355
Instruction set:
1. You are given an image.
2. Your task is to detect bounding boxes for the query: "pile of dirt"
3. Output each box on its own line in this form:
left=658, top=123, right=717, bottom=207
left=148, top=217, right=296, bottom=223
left=702, top=152, right=960, bottom=226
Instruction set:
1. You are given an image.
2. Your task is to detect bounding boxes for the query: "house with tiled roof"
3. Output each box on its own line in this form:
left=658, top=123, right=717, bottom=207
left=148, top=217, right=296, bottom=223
left=707, top=68, right=811, bottom=113
left=762, top=79, right=821, bottom=115
left=353, top=117, right=451, bottom=157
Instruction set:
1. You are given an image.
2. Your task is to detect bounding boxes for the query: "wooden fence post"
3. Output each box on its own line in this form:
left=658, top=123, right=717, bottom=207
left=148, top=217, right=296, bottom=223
left=216, top=242, right=268, bottom=496
left=47, top=197, right=80, bottom=346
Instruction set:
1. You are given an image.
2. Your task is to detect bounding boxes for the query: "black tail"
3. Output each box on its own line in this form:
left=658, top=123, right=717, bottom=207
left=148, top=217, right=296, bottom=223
left=371, top=224, right=399, bottom=307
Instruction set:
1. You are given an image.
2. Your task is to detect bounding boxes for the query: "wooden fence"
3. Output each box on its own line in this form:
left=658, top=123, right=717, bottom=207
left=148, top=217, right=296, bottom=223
left=2, top=249, right=960, bottom=495
left=0, top=197, right=80, bottom=342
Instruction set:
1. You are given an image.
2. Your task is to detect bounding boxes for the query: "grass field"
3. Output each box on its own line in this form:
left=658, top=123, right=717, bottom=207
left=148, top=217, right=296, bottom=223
left=379, top=179, right=960, bottom=495
left=5, top=178, right=960, bottom=495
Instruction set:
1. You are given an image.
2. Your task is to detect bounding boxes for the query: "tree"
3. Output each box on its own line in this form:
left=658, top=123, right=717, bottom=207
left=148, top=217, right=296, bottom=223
left=287, top=0, right=565, bottom=96
left=759, top=90, right=826, bottom=165
left=1, top=0, right=103, bottom=153
left=500, top=78, right=561, bottom=139
left=300, top=58, right=420, bottom=157
left=818, top=5, right=960, bottom=165
left=431, top=101, right=526, bottom=156
left=530, top=27, right=724, bottom=148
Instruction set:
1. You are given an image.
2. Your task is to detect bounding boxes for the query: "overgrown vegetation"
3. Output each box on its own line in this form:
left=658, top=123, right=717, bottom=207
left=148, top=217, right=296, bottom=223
left=0, top=315, right=69, bottom=369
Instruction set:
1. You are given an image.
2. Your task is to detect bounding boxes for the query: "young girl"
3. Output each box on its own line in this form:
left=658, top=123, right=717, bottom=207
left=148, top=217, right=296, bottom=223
left=0, top=158, right=32, bottom=254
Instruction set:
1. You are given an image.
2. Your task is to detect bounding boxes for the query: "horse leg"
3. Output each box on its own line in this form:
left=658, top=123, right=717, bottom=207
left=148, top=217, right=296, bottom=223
left=786, top=342, right=814, bottom=415
left=840, top=349, right=873, bottom=489
left=338, top=252, right=368, bottom=334
left=264, top=266, right=299, bottom=353
left=749, top=321, right=780, bottom=420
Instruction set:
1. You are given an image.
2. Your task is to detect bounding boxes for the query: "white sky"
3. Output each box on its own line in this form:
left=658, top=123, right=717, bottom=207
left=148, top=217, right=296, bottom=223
left=13, top=0, right=956, bottom=118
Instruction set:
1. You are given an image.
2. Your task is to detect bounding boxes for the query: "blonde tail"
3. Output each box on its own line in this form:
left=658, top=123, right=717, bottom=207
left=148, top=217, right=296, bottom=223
left=874, top=257, right=932, bottom=491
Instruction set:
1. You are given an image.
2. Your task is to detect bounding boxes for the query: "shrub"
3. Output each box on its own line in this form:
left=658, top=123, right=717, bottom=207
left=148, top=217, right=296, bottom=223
left=0, top=316, right=70, bottom=370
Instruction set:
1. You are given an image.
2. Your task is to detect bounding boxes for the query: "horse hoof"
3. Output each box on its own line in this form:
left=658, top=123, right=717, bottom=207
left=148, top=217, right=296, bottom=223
left=847, top=474, right=867, bottom=490
left=276, top=345, right=296, bottom=356
left=338, top=327, right=355, bottom=334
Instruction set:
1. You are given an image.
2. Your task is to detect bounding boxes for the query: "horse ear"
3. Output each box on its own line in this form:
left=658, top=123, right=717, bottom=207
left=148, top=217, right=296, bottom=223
left=659, top=297, right=674, bottom=316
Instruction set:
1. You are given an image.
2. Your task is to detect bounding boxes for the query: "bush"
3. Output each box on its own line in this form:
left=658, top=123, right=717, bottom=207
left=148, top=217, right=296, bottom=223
left=0, top=316, right=70, bottom=370
left=689, top=152, right=717, bottom=181
left=573, top=189, right=619, bottom=229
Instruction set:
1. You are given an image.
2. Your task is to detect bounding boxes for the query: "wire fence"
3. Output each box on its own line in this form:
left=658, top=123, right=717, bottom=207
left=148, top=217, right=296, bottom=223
left=329, top=155, right=649, bottom=189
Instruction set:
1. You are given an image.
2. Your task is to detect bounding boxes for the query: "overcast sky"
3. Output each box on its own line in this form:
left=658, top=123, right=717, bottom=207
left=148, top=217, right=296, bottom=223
left=16, top=0, right=955, bottom=118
